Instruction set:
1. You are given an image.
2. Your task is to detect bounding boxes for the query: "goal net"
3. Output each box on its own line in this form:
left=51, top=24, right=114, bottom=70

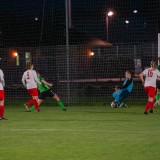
left=0, top=0, right=159, bottom=105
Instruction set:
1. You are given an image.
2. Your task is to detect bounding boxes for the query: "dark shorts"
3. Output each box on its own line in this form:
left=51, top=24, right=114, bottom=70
left=39, top=89, right=55, bottom=100
left=156, top=80, right=160, bottom=89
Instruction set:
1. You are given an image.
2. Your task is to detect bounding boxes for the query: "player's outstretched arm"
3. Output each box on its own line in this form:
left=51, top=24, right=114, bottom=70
left=41, top=79, right=53, bottom=87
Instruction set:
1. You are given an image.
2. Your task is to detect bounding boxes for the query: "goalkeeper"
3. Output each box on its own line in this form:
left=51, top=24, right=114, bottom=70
left=112, top=70, right=134, bottom=107
left=30, top=71, right=66, bottom=111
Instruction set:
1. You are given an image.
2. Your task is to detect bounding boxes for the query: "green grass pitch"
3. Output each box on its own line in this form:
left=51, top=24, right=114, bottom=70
left=1, top=105, right=160, bottom=160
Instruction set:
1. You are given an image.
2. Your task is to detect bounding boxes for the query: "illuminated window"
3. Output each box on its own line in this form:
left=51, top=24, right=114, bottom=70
left=25, top=52, right=31, bottom=63
left=14, top=52, right=19, bottom=66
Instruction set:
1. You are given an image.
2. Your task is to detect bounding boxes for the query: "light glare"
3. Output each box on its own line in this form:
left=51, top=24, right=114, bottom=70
left=108, top=11, right=114, bottom=17
left=133, top=10, right=138, bottom=13
left=125, top=20, right=129, bottom=24
left=14, top=52, right=18, bottom=57
left=90, top=52, right=94, bottom=56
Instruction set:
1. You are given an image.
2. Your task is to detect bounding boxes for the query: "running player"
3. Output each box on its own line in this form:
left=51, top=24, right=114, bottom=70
left=0, top=69, right=7, bottom=120
left=30, top=71, right=66, bottom=111
left=22, top=62, right=41, bottom=112
left=139, top=61, right=160, bottom=114
left=112, top=70, right=134, bottom=108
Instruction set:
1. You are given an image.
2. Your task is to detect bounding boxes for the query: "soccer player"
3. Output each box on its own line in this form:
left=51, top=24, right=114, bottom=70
left=30, top=71, right=66, bottom=111
left=139, top=61, right=160, bottom=114
left=0, top=69, right=7, bottom=120
left=22, top=62, right=41, bottom=112
left=112, top=70, right=134, bottom=108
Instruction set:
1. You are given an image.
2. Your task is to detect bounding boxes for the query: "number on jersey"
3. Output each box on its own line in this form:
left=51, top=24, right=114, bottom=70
left=148, top=69, right=153, bottom=77
left=27, top=72, right=30, bottom=79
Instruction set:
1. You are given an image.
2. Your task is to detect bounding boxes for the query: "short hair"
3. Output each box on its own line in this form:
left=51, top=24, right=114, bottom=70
left=126, top=70, right=134, bottom=77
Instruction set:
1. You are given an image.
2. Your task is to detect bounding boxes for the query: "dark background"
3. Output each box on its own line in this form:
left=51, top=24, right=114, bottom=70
left=0, top=0, right=159, bottom=47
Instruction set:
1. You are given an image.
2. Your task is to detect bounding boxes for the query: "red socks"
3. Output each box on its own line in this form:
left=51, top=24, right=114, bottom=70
left=150, top=102, right=154, bottom=110
left=32, top=99, right=39, bottom=111
left=145, top=101, right=154, bottom=112
left=26, top=99, right=35, bottom=106
left=0, top=106, right=4, bottom=118
left=26, top=99, right=39, bottom=111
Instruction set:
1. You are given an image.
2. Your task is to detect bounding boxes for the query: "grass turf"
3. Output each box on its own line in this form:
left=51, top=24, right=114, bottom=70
left=1, top=105, right=160, bottom=160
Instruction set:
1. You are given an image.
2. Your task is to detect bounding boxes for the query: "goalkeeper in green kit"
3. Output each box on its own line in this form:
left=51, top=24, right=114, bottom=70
left=29, top=71, right=66, bottom=111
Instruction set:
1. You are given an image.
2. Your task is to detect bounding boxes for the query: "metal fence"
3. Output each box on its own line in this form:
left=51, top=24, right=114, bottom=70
left=0, top=42, right=158, bottom=105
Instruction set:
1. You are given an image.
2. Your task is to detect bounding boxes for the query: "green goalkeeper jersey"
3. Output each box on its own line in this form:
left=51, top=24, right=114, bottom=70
left=37, top=76, right=50, bottom=93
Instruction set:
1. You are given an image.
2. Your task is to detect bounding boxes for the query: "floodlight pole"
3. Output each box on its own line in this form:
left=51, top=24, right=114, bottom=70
left=106, top=14, right=109, bottom=42
left=65, top=0, right=71, bottom=106
left=106, top=11, right=114, bottom=42
left=68, top=0, right=72, bottom=29
left=39, top=0, right=46, bottom=46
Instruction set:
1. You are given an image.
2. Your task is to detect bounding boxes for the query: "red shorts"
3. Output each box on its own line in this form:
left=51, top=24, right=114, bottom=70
left=28, top=88, right=38, bottom=97
left=144, top=86, right=156, bottom=99
left=0, top=90, right=5, bottom=100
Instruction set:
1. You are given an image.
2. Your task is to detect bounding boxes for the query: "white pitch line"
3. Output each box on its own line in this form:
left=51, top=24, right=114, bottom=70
left=1, top=128, right=160, bottom=133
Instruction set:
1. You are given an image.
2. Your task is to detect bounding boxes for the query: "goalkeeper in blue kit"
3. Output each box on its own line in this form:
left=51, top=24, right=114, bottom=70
left=112, top=70, right=134, bottom=108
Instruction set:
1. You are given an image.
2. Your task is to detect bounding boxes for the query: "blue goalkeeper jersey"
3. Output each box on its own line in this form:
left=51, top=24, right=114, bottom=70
left=121, top=78, right=133, bottom=93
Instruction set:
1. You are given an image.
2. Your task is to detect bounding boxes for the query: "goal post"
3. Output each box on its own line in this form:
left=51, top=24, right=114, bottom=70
left=158, top=33, right=160, bottom=60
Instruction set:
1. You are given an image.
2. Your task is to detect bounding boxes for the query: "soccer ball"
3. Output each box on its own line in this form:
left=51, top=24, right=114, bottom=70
left=111, top=101, right=117, bottom=108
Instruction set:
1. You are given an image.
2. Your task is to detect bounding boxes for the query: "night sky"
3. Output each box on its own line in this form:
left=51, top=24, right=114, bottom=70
left=0, top=0, right=159, bottom=47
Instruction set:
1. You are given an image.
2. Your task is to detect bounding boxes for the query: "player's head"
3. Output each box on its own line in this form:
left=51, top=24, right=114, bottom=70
left=26, top=62, right=34, bottom=70
left=150, top=61, right=157, bottom=69
left=125, top=70, right=134, bottom=78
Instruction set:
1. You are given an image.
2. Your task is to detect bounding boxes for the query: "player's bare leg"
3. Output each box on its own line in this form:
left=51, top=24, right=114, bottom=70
left=53, top=94, right=60, bottom=101
left=0, top=100, right=4, bottom=107
left=38, top=99, right=43, bottom=106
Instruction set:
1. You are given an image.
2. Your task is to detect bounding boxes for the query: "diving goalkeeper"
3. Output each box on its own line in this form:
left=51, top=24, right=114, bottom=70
left=112, top=70, right=134, bottom=108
